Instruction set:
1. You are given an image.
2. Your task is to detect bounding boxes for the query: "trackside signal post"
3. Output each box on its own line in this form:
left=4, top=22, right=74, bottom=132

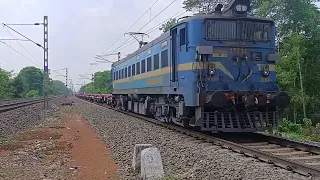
left=44, top=16, right=49, bottom=110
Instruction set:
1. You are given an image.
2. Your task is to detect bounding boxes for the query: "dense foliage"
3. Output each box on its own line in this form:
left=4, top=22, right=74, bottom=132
left=0, top=66, right=72, bottom=99
left=159, top=18, right=177, bottom=33
left=79, top=70, right=112, bottom=94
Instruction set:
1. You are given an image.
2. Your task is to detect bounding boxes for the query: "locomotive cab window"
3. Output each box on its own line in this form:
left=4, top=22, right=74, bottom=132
left=161, top=50, right=168, bottom=68
left=180, top=28, right=186, bottom=52
left=116, top=71, right=119, bottom=80
left=113, top=72, right=116, bottom=80
left=154, top=54, right=159, bottom=70
left=125, top=67, right=127, bottom=78
left=136, top=62, right=140, bottom=75
left=141, top=59, right=146, bottom=73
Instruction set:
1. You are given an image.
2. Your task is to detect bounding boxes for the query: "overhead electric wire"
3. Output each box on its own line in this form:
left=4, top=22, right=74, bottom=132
left=2, top=24, right=42, bottom=66
left=110, top=0, right=179, bottom=54
left=2, top=24, right=64, bottom=79
left=87, top=0, right=180, bottom=75
left=100, top=0, right=160, bottom=55
left=114, top=9, right=186, bottom=53
left=0, top=40, right=39, bottom=66
left=2, top=23, right=43, bottom=48
left=0, top=55, right=10, bottom=64
left=51, top=70, right=65, bottom=77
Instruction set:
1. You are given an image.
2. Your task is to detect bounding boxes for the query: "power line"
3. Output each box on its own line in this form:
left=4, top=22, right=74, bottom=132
left=113, top=9, right=185, bottom=53
left=0, top=40, right=40, bottom=66
left=110, top=0, right=178, bottom=54
left=2, top=23, right=43, bottom=48
left=2, top=25, right=42, bottom=65
left=51, top=70, right=65, bottom=77
left=86, top=1, right=180, bottom=75
left=0, top=55, right=10, bottom=64
left=100, top=0, right=160, bottom=54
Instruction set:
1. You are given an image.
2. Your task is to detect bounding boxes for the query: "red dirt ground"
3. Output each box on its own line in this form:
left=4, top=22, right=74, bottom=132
left=0, top=111, right=119, bottom=180
left=61, top=112, right=119, bottom=180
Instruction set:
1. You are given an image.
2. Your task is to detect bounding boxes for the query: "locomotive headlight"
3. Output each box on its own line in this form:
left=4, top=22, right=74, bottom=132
left=263, top=65, right=270, bottom=76
left=210, top=64, right=216, bottom=75
left=235, top=5, right=248, bottom=12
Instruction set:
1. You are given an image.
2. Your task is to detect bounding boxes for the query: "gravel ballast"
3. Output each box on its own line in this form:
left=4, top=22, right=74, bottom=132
left=71, top=97, right=311, bottom=180
left=0, top=97, right=67, bottom=136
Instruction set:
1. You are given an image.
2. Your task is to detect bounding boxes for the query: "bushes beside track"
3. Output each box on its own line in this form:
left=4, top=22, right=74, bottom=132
left=277, top=118, right=320, bottom=142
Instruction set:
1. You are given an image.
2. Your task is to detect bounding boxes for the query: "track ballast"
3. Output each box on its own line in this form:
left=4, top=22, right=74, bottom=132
left=79, top=97, right=320, bottom=178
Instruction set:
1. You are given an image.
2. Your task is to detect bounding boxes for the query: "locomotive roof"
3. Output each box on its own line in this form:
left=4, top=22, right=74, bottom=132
left=112, top=31, right=170, bottom=67
left=112, top=13, right=273, bottom=67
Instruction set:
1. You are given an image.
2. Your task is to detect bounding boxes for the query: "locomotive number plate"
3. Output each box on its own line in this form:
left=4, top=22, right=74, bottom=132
left=229, top=48, right=248, bottom=55
left=260, top=77, right=271, bottom=82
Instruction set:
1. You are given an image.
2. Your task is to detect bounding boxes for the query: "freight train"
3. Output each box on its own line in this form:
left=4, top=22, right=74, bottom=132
left=77, top=0, right=290, bottom=133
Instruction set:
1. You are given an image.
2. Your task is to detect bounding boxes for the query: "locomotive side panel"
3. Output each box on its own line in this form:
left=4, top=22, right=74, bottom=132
left=108, top=0, right=290, bottom=133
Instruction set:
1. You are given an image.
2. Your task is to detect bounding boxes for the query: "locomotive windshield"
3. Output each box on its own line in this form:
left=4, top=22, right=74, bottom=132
left=205, top=19, right=272, bottom=41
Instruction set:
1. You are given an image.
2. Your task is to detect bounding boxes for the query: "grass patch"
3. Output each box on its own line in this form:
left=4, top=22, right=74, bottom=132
left=275, top=118, right=320, bottom=142
left=0, top=141, right=24, bottom=151
left=0, top=135, right=8, bottom=142
left=40, top=141, right=73, bottom=155
left=59, top=106, right=76, bottom=114
left=162, top=176, right=177, bottom=180
left=0, top=172, right=7, bottom=178
left=14, top=130, right=62, bottom=141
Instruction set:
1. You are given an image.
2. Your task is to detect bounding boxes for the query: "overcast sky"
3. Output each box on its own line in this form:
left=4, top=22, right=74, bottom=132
left=0, top=0, right=190, bottom=90
left=0, top=0, right=319, bottom=91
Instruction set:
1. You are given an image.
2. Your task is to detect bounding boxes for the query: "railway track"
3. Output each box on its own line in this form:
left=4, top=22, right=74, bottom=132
left=81, top=98, right=320, bottom=178
left=0, top=96, right=61, bottom=113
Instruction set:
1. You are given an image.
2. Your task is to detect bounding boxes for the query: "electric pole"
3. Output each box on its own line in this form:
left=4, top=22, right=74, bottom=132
left=65, top=68, right=68, bottom=87
left=43, top=16, right=49, bottom=110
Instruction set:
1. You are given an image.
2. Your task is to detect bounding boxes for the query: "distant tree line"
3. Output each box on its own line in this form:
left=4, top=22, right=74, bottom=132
left=79, top=70, right=112, bottom=94
left=0, top=66, right=72, bottom=99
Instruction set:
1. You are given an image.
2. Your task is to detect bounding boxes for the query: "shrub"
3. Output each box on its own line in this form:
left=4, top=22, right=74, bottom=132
left=278, top=119, right=302, bottom=133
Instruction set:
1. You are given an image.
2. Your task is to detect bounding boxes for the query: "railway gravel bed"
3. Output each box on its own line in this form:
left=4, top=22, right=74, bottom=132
left=0, top=97, right=66, bottom=137
left=72, top=97, right=312, bottom=180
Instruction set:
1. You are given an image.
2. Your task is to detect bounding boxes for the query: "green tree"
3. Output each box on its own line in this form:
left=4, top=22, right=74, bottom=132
left=82, top=70, right=112, bottom=94
left=160, top=18, right=177, bottom=33
left=182, top=0, right=218, bottom=13
left=0, top=70, right=12, bottom=99
left=79, top=84, right=88, bottom=93
left=48, top=80, right=73, bottom=95
left=12, top=66, right=43, bottom=97
left=25, top=90, right=39, bottom=98
left=11, top=75, right=27, bottom=98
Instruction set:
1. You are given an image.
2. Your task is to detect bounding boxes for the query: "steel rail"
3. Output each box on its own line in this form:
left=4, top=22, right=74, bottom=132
left=0, top=99, right=44, bottom=113
left=256, top=132, right=320, bottom=154
left=0, top=96, right=61, bottom=113
left=80, top=98, right=320, bottom=178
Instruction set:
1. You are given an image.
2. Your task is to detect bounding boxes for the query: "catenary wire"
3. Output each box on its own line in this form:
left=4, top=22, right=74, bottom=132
left=2, top=25, right=42, bottom=65
left=100, top=0, right=161, bottom=55
left=109, top=0, right=179, bottom=54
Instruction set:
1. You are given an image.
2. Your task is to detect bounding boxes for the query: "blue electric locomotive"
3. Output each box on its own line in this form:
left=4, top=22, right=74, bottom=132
left=111, top=0, right=290, bottom=133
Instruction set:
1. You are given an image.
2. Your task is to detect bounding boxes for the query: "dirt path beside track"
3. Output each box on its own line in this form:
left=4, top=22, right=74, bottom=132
left=0, top=108, right=119, bottom=180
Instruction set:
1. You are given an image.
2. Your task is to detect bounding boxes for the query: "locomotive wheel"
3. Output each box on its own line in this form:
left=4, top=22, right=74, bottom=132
left=182, top=118, right=191, bottom=129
